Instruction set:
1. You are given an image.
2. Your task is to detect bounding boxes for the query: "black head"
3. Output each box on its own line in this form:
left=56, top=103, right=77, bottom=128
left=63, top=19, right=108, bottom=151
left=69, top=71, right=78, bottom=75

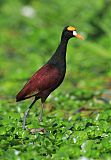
left=61, top=26, right=84, bottom=41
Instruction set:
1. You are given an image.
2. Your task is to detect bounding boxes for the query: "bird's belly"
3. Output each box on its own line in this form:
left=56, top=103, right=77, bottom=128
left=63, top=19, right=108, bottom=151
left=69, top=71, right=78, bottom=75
left=38, top=73, right=65, bottom=102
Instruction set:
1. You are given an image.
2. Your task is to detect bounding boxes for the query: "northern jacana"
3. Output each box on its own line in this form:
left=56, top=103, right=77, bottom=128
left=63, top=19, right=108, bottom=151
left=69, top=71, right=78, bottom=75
left=16, top=26, right=84, bottom=129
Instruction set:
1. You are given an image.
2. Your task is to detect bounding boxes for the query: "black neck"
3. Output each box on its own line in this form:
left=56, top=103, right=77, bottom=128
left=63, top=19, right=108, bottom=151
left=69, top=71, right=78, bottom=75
left=48, top=37, right=69, bottom=64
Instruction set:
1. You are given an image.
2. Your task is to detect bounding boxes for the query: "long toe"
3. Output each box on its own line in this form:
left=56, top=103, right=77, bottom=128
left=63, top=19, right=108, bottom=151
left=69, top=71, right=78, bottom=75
left=22, top=125, right=26, bottom=130
left=29, top=128, right=46, bottom=134
left=22, top=123, right=26, bottom=130
left=38, top=116, right=43, bottom=122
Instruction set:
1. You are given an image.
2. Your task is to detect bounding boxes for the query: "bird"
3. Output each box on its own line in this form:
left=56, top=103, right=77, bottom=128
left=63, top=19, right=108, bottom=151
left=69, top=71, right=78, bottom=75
left=16, top=26, right=84, bottom=130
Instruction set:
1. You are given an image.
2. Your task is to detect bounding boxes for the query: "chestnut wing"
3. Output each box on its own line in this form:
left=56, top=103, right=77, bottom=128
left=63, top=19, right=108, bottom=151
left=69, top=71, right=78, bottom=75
left=16, top=64, right=61, bottom=101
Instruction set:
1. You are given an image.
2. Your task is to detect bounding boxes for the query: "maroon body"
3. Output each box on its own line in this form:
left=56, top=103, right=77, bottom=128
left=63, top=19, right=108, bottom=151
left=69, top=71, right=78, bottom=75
left=16, top=64, right=64, bottom=102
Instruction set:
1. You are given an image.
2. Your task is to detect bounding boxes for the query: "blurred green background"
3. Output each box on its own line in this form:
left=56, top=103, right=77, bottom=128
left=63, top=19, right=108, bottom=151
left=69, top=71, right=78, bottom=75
left=1, top=0, right=111, bottom=159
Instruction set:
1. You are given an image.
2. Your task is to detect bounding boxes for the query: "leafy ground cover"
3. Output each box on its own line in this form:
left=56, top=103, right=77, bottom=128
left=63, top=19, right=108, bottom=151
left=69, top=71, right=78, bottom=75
left=1, top=0, right=111, bottom=159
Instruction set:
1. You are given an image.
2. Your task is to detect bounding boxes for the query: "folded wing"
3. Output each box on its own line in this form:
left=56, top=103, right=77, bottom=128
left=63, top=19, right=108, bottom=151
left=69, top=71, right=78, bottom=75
left=16, top=64, right=61, bottom=101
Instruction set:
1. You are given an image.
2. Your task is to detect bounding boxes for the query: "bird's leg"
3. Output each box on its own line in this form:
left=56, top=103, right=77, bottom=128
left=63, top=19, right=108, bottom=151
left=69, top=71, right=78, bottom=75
left=23, top=98, right=37, bottom=130
left=38, top=103, right=45, bottom=122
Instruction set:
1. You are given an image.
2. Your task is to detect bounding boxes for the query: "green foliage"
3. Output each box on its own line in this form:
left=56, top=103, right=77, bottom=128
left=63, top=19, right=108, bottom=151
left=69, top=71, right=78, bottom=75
left=0, top=0, right=111, bottom=159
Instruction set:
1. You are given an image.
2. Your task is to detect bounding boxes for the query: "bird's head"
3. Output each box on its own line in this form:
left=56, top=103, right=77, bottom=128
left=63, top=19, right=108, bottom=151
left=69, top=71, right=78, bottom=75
left=62, top=26, right=84, bottom=40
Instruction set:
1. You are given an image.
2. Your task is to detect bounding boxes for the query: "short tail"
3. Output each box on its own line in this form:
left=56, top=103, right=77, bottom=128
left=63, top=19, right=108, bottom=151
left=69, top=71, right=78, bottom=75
left=16, top=93, right=40, bottom=102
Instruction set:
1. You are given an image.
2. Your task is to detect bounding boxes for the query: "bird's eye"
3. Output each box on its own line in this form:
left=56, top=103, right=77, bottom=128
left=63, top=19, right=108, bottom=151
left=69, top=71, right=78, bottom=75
left=73, top=30, right=77, bottom=36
